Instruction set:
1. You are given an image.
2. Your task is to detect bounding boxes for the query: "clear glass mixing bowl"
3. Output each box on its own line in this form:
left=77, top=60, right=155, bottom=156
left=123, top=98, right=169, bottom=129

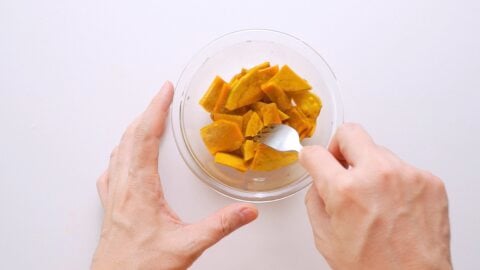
left=171, top=29, right=343, bottom=202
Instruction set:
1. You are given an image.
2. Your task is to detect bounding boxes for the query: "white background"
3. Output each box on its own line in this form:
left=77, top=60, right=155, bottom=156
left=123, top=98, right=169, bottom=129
left=1, top=0, right=479, bottom=269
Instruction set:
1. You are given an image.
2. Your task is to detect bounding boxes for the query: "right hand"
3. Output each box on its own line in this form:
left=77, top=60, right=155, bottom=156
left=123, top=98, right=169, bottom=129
left=300, top=123, right=452, bottom=270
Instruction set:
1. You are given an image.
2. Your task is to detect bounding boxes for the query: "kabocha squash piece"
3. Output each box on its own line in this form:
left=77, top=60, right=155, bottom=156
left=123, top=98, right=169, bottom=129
left=252, top=101, right=267, bottom=111
left=260, top=103, right=282, bottom=126
left=215, top=152, right=248, bottom=172
left=242, top=110, right=254, bottom=134
left=257, top=65, right=279, bottom=78
left=199, top=76, right=226, bottom=112
left=200, top=120, right=244, bottom=154
left=228, top=106, right=249, bottom=115
left=212, top=83, right=231, bottom=113
left=212, top=113, right=243, bottom=129
left=304, top=119, right=317, bottom=138
left=291, top=91, right=322, bottom=119
left=247, top=62, right=270, bottom=72
left=261, top=84, right=292, bottom=111
left=225, top=68, right=264, bottom=110
left=229, top=68, right=247, bottom=84
left=299, top=119, right=315, bottom=140
left=229, top=69, right=247, bottom=90
left=250, top=144, right=298, bottom=171
left=242, top=140, right=257, bottom=161
left=278, top=109, right=290, bottom=121
left=262, top=65, right=312, bottom=92
left=286, top=107, right=311, bottom=136
left=225, top=63, right=277, bottom=110
left=245, top=112, right=263, bottom=137
left=251, top=101, right=267, bottom=119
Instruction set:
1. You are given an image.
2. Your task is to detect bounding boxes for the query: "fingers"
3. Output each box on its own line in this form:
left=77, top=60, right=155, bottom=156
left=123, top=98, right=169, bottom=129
left=96, top=170, right=109, bottom=208
left=191, top=203, right=258, bottom=252
left=328, top=123, right=376, bottom=167
left=300, top=145, right=345, bottom=201
left=131, top=81, right=174, bottom=170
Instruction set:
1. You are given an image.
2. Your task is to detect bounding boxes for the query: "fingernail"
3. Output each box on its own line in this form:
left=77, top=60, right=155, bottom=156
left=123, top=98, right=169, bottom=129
left=239, top=207, right=258, bottom=223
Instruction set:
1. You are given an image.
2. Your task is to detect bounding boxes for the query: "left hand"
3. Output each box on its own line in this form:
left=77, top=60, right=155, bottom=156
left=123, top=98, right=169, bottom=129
left=91, top=81, right=258, bottom=270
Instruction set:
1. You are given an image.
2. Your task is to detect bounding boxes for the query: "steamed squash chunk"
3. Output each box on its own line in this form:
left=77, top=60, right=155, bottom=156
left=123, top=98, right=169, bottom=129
left=248, top=62, right=270, bottom=71
left=262, top=65, right=312, bottom=92
left=212, top=83, right=231, bottom=113
left=212, top=113, right=243, bottom=129
left=242, top=110, right=254, bottom=134
left=260, top=103, right=282, bottom=126
left=257, top=65, right=279, bottom=78
left=229, top=68, right=247, bottom=84
left=199, top=76, right=226, bottom=112
left=242, top=140, right=257, bottom=161
left=252, top=101, right=267, bottom=112
left=291, top=91, right=322, bottom=119
left=250, top=144, right=298, bottom=171
left=286, top=107, right=311, bottom=137
left=245, top=112, right=263, bottom=137
left=225, top=63, right=277, bottom=111
left=200, top=120, right=244, bottom=154
left=215, top=152, right=247, bottom=172
left=304, top=119, right=317, bottom=138
left=261, top=84, right=292, bottom=111
left=278, top=110, right=290, bottom=121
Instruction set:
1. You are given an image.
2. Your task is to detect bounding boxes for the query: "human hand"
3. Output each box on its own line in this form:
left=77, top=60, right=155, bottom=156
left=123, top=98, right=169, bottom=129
left=300, top=123, right=451, bottom=270
left=91, top=82, right=258, bottom=270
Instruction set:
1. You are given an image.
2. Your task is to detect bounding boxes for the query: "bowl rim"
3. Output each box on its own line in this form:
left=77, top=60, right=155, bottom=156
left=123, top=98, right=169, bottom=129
left=171, top=29, right=344, bottom=203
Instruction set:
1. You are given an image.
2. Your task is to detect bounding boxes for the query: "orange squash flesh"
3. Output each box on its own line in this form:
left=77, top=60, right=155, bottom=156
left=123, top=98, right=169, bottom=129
left=261, top=84, right=292, bottom=111
left=260, top=103, right=282, bottom=126
left=215, top=152, right=248, bottom=172
left=250, top=144, right=298, bottom=171
left=242, top=110, right=254, bottom=134
left=286, top=107, right=311, bottom=136
left=291, top=91, right=322, bottom=119
left=245, top=112, right=263, bottom=137
left=212, top=83, right=231, bottom=113
left=242, top=140, right=256, bottom=161
left=225, top=62, right=277, bottom=111
left=261, top=65, right=312, bottom=92
left=212, top=113, right=243, bottom=130
left=200, top=120, right=244, bottom=154
left=278, top=109, right=290, bottom=121
left=199, top=76, right=226, bottom=112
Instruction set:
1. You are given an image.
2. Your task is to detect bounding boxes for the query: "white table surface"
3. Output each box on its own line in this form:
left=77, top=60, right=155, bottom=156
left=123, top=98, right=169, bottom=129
left=1, top=0, right=479, bottom=269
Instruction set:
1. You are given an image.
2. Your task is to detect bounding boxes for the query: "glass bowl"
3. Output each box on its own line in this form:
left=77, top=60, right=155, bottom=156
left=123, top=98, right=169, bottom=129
left=171, top=29, right=343, bottom=202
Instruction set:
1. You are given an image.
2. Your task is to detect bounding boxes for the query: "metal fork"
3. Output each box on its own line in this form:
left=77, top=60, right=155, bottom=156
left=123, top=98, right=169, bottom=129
left=254, top=124, right=303, bottom=152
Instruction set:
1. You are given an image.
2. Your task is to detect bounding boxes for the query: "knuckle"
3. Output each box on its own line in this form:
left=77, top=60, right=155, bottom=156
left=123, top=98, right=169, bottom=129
left=334, top=179, right=357, bottom=199
left=133, top=120, right=154, bottom=142
left=330, top=179, right=362, bottom=211
left=373, top=158, right=403, bottom=181
left=403, top=166, right=421, bottom=183
left=425, top=171, right=446, bottom=191
left=219, top=213, right=232, bottom=236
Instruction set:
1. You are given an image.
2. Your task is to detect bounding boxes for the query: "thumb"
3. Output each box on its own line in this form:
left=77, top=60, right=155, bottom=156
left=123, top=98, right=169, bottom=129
left=191, top=203, right=258, bottom=252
